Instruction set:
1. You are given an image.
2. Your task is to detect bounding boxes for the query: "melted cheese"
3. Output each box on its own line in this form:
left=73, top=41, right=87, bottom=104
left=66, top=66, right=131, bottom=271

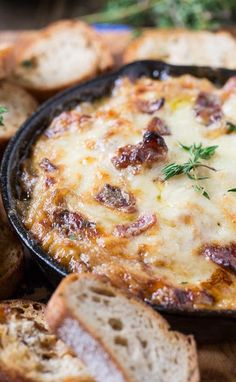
left=19, top=75, right=236, bottom=310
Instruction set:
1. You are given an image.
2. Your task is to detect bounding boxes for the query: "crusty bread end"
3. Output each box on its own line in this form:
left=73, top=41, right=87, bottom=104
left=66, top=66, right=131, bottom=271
left=0, top=43, right=15, bottom=80
left=0, top=80, right=37, bottom=156
left=11, top=20, right=113, bottom=99
left=0, top=215, right=24, bottom=300
left=46, top=274, right=199, bottom=382
left=0, top=300, right=94, bottom=382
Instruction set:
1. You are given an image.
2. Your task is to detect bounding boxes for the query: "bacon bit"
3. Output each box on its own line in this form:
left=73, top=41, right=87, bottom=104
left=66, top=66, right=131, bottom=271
left=53, top=209, right=97, bottom=238
left=136, top=98, right=165, bottom=114
left=111, top=131, right=168, bottom=170
left=45, top=177, right=56, bottom=188
left=114, top=214, right=157, bottom=238
left=40, top=158, right=57, bottom=172
left=202, top=243, right=236, bottom=275
left=174, top=289, right=214, bottom=307
left=95, top=184, right=137, bottom=213
left=151, top=286, right=214, bottom=308
left=194, top=92, right=223, bottom=125
left=147, top=117, right=171, bottom=136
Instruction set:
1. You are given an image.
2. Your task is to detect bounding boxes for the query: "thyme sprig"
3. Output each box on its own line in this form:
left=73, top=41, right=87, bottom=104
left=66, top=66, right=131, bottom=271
left=0, top=106, right=7, bottom=127
left=162, top=143, right=218, bottom=199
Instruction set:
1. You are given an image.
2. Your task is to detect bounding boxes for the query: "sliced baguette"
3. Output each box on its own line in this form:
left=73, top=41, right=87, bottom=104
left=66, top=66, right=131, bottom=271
left=0, top=210, right=24, bottom=300
left=0, top=43, right=14, bottom=80
left=124, top=29, right=236, bottom=68
left=46, top=274, right=199, bottom=382
left=11, top=20, right=113, bottom=99
left=0, top=80, right=37, bottom=155
left=0, top=300, right=94, bottom=382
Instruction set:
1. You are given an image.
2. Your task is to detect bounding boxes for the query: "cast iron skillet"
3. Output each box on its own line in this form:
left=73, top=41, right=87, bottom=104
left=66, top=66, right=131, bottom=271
left=2, top=60, right=236, bottom=342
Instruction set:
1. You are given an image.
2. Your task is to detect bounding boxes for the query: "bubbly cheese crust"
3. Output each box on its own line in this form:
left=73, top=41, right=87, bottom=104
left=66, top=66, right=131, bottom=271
left=18, top=75, right=236, bottom=310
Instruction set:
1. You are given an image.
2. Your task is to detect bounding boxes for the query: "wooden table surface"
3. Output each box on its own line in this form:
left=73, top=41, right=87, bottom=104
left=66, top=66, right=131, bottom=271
left=1, top=27, right=236, bottom=382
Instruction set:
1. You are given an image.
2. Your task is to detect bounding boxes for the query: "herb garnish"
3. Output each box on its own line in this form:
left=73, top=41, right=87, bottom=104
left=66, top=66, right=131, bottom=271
left=162, top=143, right=218, bottom=199
left=21, top=59, right=33, bottom=68
left=228, top=188, right=236, bottom=193
left=226, top=121, right=236, bottom=134
left=0, top=106, right=7, bottom=127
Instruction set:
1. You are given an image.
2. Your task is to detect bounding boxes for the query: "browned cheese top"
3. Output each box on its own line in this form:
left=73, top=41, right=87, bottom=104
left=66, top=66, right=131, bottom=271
left=18, top=75, right=236, bottom=310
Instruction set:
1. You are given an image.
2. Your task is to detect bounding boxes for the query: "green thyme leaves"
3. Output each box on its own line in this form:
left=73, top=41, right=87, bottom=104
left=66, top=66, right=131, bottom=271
left=21, top=59, right=33, bottom=68
left=0, top=106, right=7, bottom=127
left=178, top=142, right=218, bottom=160
left=162, top=142, right=218, bottom=199
left=226, top=121, right=236, bottom=134
left=228, top=188, right=236, bottom=193
left=21, top=57, right=38, bottom=69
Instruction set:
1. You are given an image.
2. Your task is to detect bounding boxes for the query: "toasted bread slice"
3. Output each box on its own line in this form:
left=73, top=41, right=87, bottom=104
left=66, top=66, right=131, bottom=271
left=0, top=80, right=37, bottom=155
left=124, top=29, right=236, bottom=68
left=46, top=274, right=199, bottom=382
left=0, top=300, right=94, bottom=382
left=0, top=43, right=14, bottom=80
left=11, top=20, right=113, bottom=99
left=0, top=210, right=24, bottom=300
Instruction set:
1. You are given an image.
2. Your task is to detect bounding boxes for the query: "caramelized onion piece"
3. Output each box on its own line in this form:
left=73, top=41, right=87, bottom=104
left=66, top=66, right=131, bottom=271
left=40, top=158, right=57, bottom=172
left=202, top=243, right=236, bottom=274
left=174, top=288, right=214, bottom=307
left=147, top=116, right=171, bottom=135
left=136, top=98, right=165, bottom=114
left=53, top=209, right=96, bottom=238
left=112, top=131, right=168, bottom=170
left=194, top=92, right=223, bottom=125
left=152, top=286, right=214, bottom=308
left=114, top=214, right=157, bottom=238
left=95, top=184, right=137, bottom=213
left=45, top=176, right=56, bottom=188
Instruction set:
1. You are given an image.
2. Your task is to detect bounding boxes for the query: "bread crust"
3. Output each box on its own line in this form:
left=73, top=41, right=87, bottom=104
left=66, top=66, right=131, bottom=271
left=47, top=285, right=131, bottom=382
left=0, top=363, right=34, bottom=382
left=0, top=300, right=45, bottom=382
left=0, top=214, right=24, bottom=300
left=0, top=43, right=15, bottom=80
left=0, top=300, right=94, bottom=382
left=0, top=80, right=38, bottom=156
left=0, top=252, right=24, bottom=300
left=46, top=274, right=199, bottom=382
left=11, top=20, right=114, bottom=99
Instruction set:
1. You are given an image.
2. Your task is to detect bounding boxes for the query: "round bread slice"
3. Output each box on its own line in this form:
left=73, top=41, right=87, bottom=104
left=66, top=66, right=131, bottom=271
left=0, top=206, right=24, bottom=300
left=0, top=300, right=94, bottom=382
left=0, top=43, right=15, bottom=80
left=46, top=274, right=199, bottom=382
left=11, top=20, right=114, bottom=99
left=0, top=80, right=38, bottom=155
left=124, top=29, right=236, bottom=69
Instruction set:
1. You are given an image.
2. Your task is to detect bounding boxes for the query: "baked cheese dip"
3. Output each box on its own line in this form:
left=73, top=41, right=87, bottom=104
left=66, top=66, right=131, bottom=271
left=18, top=74, right=236, bottom=310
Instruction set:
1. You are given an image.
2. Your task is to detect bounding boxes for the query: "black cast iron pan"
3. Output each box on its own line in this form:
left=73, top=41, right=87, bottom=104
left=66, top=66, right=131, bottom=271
left=2, top=60, right=236, bottom=343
